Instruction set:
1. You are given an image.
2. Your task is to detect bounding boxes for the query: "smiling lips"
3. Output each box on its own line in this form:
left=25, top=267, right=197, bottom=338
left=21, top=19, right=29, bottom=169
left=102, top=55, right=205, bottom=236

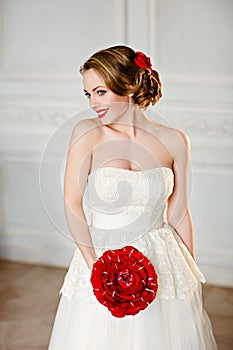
left=96, top=108, right=109, bottom=118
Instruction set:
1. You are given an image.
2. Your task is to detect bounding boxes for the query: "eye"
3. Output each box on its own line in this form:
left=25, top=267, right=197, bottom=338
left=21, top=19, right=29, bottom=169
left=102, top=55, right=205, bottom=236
left=97, top=90, right=107, bottom=96
left=84, top=92, right=91, bottom=99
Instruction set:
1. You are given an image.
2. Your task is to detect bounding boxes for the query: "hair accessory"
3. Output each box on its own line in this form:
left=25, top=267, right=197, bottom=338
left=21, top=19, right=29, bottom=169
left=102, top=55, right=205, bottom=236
left=134, top=51, right=153, bottom=72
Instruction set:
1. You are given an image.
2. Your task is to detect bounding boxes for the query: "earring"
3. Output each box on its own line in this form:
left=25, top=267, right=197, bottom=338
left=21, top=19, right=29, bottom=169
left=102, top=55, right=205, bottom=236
left=128, top=93, right=134, bottom=97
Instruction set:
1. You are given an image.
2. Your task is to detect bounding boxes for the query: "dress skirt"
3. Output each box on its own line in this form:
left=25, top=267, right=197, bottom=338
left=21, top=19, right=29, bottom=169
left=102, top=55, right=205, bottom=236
left=48, top=282, right=217, bottom=350
left=48, top=223, right=218, bottom=350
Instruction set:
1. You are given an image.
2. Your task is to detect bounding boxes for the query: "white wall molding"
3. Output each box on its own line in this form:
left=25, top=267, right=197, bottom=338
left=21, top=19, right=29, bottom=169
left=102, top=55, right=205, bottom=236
left=148, top=0, right=160, bottom=61
left=0, top=106, right=79, bottom=131
left=0, top=103, right=232, bottom=138
left=114, top=0, right=127, bottom=43
left=0, top=0, right=232, bottom=288
left=0, top=226, right=75, bottom=268
left=158, top=110, right=233, bottom=138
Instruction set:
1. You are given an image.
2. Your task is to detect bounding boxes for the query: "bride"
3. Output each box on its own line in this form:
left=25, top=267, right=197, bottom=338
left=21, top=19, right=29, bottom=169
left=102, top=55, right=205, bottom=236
left=48, top=45, right=218, bottom=349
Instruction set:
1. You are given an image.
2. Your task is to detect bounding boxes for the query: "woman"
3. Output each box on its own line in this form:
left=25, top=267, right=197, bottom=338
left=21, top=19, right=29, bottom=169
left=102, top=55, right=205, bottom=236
left=48, top=45, right=218, bottom=349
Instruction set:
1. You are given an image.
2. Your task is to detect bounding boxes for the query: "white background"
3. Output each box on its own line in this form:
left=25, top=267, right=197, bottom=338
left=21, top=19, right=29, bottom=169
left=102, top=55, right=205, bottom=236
left=0, top=0, right=232, bottom=286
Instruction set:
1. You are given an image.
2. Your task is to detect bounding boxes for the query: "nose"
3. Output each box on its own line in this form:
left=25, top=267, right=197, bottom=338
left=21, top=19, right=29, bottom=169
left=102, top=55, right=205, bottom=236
left=89, top=95, right=99, bottom=109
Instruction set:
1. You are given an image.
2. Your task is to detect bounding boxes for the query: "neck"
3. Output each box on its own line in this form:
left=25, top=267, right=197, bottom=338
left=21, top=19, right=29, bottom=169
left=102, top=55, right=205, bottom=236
left=107, top=104, right=144, bottom=140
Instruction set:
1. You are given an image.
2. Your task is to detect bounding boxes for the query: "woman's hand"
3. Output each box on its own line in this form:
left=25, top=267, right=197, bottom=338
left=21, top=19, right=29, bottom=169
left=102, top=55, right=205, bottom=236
left=87, top=255, right=99, bottom=271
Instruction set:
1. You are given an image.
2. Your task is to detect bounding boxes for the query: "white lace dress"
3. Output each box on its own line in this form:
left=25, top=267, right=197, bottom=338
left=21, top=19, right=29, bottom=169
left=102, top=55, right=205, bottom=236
left=48, top=167, right=218, bottom=350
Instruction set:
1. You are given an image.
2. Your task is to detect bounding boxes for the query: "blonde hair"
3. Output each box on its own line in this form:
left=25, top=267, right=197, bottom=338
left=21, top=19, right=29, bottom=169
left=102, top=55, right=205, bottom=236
left=80, top=45, right=162, bottom=110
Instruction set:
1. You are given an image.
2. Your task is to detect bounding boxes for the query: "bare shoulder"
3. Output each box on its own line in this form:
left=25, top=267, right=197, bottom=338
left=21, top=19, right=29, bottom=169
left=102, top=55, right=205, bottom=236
left=173, top=129, right=191, bottom=160
left=150, top=119, right=190, bottom=147
left=71, top=117, right=99, bottom=135
left=69, top=118, right=101, bottom=146
left=166, top=127, right=191, bottom=161
left=170, top=127, right=190, bottom=149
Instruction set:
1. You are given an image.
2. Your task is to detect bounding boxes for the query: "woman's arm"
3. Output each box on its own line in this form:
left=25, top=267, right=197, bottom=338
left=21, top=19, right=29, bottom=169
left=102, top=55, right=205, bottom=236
left=166, top=129, right=195, bottom=259
left=63, top=119, right=98, bottom=269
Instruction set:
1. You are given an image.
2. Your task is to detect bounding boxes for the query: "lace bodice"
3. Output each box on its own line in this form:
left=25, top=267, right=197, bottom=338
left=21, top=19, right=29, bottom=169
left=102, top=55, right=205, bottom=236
left=85, top=167, right=174, bottom=248
left=60, top=166, right=206, bottom=302
left=86, top=166, right=174, bottom=214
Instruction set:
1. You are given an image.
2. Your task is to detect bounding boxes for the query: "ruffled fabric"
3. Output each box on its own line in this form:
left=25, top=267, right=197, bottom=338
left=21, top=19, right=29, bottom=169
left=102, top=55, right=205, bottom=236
left=59, top=222, right=205, bottom=302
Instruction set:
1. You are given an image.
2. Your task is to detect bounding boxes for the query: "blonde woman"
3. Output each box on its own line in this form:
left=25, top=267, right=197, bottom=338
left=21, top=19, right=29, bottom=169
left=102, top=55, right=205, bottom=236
left=48, top=45, right=218, bottom=349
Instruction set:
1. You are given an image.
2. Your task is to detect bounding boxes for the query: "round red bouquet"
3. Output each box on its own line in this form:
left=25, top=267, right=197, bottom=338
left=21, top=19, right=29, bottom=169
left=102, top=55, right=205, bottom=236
left=90, top=246, right=158, bottom=318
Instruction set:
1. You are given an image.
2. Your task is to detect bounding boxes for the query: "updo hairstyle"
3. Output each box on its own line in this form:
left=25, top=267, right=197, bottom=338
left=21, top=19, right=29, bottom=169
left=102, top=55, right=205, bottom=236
left=79, top=45, right=162, bottom=110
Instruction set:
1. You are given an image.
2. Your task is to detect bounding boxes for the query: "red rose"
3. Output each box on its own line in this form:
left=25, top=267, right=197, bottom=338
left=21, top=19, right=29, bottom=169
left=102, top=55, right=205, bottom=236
left=90, top=246, right=158, bottom=318
left=134, top=51, right=153, bottom=72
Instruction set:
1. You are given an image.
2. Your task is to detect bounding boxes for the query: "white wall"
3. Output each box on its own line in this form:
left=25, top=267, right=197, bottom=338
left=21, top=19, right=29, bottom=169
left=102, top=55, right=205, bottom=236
left=0, top=0, right=232, bottom=286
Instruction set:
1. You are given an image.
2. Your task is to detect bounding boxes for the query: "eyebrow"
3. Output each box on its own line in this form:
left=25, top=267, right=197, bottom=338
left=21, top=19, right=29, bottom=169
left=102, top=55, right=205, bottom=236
left=83, top=85, right=106, bottom=93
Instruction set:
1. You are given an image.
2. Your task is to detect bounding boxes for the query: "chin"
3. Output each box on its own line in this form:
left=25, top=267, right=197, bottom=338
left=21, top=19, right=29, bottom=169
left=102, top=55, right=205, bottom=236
left=99, top=118, right=113, bottom=126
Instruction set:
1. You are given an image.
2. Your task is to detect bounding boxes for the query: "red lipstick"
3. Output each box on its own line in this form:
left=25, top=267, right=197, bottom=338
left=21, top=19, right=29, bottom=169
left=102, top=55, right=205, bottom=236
left=96, top=108, right=108, bottom=118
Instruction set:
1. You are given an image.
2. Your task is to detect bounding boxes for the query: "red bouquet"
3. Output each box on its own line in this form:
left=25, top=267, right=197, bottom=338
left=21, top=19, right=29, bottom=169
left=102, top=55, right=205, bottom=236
left=90, top=246, right=158, bottom=318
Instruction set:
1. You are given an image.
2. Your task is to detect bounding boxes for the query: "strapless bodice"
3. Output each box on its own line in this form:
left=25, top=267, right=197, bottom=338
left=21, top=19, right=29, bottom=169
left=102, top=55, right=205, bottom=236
left=59, top=166, right=206, bottom=302
left=85, top=167, right=174, bottom=248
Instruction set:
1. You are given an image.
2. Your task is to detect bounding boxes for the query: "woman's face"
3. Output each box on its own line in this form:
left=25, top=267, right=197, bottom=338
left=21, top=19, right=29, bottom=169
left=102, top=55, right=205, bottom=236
left=83, top=68, right=130, bottom=124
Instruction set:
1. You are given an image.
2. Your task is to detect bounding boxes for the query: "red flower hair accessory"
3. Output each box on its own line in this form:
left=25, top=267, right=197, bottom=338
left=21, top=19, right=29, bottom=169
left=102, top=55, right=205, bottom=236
left=134, top=51, right=153, bottom=72
left=90, top=246, right=158, bottom=318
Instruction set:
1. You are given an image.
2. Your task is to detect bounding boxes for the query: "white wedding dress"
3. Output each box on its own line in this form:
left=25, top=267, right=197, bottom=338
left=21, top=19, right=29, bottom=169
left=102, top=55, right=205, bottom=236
left=48, top=167, right=218, bottom=350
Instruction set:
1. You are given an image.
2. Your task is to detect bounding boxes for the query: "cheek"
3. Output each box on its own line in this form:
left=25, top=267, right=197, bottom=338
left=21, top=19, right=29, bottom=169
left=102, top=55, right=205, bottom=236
left=106, top=97, right=129, bottom=114
left=107, top=92, right=128, bottom=104
left=115, top=96, right=129, bottom=103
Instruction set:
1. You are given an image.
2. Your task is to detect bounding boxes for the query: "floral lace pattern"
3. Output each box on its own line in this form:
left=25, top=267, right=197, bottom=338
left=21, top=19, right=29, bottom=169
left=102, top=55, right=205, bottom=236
left=60, top=167, right=205, bottom=302
left=85, top=167, right=174, bottom=217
